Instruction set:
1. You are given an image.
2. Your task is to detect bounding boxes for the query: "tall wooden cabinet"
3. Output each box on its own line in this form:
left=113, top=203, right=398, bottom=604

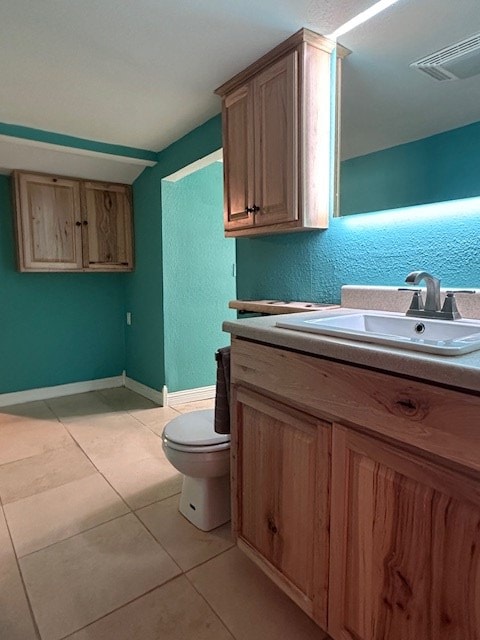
left=13, top=171, right=134, bottom=272
left=230, top=336, right=480, bottom=639
left=216, top=29, right=345, bottom=237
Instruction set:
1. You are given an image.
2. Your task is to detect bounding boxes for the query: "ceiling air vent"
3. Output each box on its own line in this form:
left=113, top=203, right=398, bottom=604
left=411, top=32, right=480, bottom=81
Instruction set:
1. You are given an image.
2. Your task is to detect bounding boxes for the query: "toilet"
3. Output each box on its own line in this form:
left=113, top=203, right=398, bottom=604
left=162, top=409, right=231, bottom=531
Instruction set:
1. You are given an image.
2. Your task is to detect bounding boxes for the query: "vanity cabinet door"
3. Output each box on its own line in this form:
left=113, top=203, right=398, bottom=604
left=232, top=387, right=331, bottom=629
left=329, top=424, right=480, bottom=640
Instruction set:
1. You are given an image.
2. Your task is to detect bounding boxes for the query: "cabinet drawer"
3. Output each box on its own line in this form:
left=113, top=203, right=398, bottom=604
left=231, top=337, right=480, bottom=474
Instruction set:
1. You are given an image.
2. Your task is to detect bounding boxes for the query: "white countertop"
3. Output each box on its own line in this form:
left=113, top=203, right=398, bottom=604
left=223, top=308, right=480, bottom=395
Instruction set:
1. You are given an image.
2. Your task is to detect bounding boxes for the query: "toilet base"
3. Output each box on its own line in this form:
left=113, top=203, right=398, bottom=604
left=179, top=474, right=231, bottom=531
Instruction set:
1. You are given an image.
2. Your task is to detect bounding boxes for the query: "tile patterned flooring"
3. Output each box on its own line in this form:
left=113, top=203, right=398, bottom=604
left=0, top=388, right=329, bottom=640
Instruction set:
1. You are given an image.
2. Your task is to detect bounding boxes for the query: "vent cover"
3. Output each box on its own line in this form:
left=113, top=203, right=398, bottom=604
left=411, top=32, right=480, bottom=81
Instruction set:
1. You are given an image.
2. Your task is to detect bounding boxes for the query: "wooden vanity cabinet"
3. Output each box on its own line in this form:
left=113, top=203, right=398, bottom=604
left=230, top=336, right=480, bottom=639
left=216, top=29, right=340, bottom=237
left=13, top=171, right=134, bottom=272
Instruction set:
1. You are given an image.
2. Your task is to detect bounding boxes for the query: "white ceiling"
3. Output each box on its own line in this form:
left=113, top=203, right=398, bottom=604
left=340, top=0, right=480, bottom=159
left=0, top=0, right=371, bottom=152
left=2, top=0, right=476, bottom=163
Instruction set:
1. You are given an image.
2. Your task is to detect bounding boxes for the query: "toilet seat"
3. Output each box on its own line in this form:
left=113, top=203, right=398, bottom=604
left=162, top=409, right=230, bottom=453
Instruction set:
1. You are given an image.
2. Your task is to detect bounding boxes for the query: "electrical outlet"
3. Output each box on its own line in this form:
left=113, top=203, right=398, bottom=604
left=126, top=312, right=132, bottom=325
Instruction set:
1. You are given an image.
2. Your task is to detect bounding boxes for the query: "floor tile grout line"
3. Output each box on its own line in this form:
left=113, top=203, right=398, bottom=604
left=58, top=411, right=188, bottom=567
left=184, top=561, right=238, bottom=640
left=16, top=509, right=131, bottom=560
left=60, top=424, right=181, bottom=514
left=57, top=546, right=236, bottom=640
left=0, top=420, right=78, bottom=471
left=129, top=505, right=184, bottom=571
left=1, top=503, right=43, bottom=640
left=58, top=574, right=188, bottom=640
left=184, top=543, right=235, bottom=574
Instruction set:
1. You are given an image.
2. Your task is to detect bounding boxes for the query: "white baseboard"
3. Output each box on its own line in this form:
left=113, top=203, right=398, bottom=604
left=0, top=375, right=216, bottom=409
left=124, top=377, right=164, bottom=405
left=0, top=375, right=124, bottom=408
left=166, top=385, right=216, bottom=406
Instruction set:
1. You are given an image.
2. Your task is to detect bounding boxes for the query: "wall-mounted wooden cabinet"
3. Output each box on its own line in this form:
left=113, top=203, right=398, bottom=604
left=216, top=29, right=346, bottom=237
left=13, top=171, right=134, bottom=272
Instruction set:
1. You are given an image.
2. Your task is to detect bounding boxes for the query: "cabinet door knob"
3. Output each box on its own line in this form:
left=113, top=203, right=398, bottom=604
left=75, top=221, right=82, bottom=226
left=252, top=205, right=260, bottom=213
left=83, top=220, right=88, bottom=226
left=245, top=206, right=254, bottom=214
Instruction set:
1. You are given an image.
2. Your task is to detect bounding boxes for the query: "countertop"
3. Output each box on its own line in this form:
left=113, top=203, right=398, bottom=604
left=223, top=308, right=480, bottom=395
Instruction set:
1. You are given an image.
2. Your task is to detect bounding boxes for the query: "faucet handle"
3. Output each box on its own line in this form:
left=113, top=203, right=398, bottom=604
left=398, top=288, right=425, bottom=313
left=445, top=290, right=476, bottom=295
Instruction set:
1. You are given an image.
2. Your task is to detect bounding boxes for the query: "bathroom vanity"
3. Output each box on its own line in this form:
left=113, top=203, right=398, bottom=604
left=224, top=305, right=480, bottom=640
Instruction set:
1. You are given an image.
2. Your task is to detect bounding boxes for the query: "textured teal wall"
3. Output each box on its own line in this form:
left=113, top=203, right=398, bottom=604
left=237, top=198, right=480, bottom=303
left=0, top=176, right=125, bottom=393
left=341, top=120, right=480, bottom=215
left=125, top=115, right=223, bottom=390
left=162, top=163, right=236, bottom=392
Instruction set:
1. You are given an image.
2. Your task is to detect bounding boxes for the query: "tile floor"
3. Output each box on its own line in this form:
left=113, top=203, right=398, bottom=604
left=0, top=388, right=329, bottom=640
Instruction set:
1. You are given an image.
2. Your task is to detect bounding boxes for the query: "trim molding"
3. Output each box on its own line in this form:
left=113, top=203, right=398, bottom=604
left=124, top=377, right=164, bottom=405
left=163, top=149, right=222, bottom=182
left=0, top=134, right=156, bottom=167
left=166, top=385, right=216, bottom=406
left=0, top=376, right=123, bottom=408
left=0, top=123, right=157, bottom=163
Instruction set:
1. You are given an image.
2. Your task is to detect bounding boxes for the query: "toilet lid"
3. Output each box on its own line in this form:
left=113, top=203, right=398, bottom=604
left=163, top=409, right=230, bottom=447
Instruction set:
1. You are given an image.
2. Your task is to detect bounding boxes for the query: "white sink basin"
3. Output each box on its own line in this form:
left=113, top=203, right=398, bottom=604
left=276, top=311, right=480, bottom=355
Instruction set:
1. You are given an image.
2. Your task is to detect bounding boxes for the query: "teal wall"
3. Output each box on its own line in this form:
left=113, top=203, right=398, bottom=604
left=0, top=176, right=126, bottom=393
left=125, top=115, right=223, bottom=390
left=341, top=120, right=480, bottom=215
left=162, top=163, right=236, bottom=392
left=236, top=198, right=480, bottom=303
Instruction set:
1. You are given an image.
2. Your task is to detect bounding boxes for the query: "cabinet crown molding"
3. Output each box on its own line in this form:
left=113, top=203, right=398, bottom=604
left=215, top=28, right=340, bottom=97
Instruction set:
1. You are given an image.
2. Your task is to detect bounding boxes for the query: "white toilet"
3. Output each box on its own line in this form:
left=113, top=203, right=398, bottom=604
left=162, top=409, right=231, bottom=531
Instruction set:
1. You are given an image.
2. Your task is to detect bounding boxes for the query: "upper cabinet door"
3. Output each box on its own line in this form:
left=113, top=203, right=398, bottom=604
left=83, top=182, right=134, bottom=270
left=14, top=172, right=83, bottom=271
left=329, top=424, right=480, bottom=640
left=223, top=85, right=255, bottom=231
left=253, top=50, right=298, bottom=227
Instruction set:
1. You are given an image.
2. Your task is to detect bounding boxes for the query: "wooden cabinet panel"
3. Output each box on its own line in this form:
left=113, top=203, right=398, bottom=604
left=329, top=425, right=480, bottom=640
left=223, top=86, right=254, bottom=231
left=230, top=336, right=480, bottom=473
left=13, top=172, right=134, bottom=272
left=253, top=50, right=298, bottom=226
left=14, top=173, right=83, bottom=271
left=232, top=387, right=330, bottom=628
left=83, top=182, right=133, bottom=270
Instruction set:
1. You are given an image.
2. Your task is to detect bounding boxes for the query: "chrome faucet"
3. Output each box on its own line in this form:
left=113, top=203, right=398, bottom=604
left=403, top=271, right=474, bottom=320
left=405, top=271, right=441, bottom=314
